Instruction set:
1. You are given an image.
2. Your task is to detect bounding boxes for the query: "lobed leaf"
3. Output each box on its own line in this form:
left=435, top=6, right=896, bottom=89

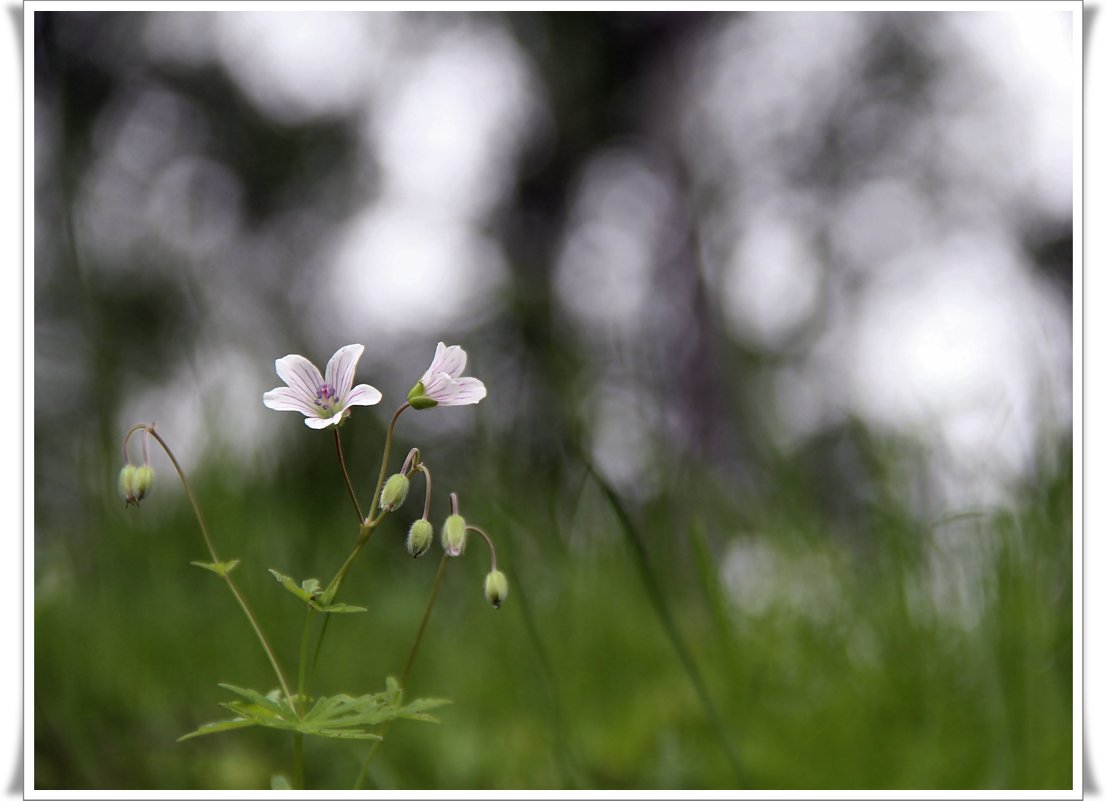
left=179, top=680, right=450, bottom=743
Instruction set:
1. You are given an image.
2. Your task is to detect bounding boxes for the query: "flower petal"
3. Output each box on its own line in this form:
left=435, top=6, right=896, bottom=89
left=304, top=415, right=341, bottom=429
left=421, top=371, right=453, bottom=401
left=276, top=355, right=324, bottom=401
left=263, top=387, right=316, bottom=416
left=435, top=344, right=467, bottom=379
left=421, top=342, right=448, bottom=384
left=344, top=384, right=383, bottom=408
left=449, top=377, right=486, bottom=406
left=325, top=344, right=364, bottom=398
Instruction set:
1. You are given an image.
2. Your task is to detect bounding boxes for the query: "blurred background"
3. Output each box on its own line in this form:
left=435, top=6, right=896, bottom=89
left=34, top=9, right=1073, bottom=790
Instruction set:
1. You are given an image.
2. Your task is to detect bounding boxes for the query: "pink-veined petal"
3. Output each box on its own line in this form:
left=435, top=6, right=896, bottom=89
left=449, top=377, right=486, bottom=405
left=420, top=342, right=448, bottom=384
left=422, top=371, right=453, bottom=401
left=344, top=383, right=383, bottom=408
left=276, top=355, right=324, bottom=401
left=325, top=344, right=364, bottom=398
left=304, top=414, right=341, bottom=429
left=263, top=386, right=317, bottom=416
left=435, top=344, right=467, bottom=379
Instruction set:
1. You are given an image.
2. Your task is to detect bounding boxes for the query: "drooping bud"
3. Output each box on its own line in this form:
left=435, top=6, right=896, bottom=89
left=119, top=464, right=138, bottom=506
left=441, top=514, right=467, bottom=557
left=406, top=518, right=433, bottom=558
left=483, top=569, right=508, bottom=608
left=406, top=381, right=438, bottom=410
left=380, top=474, right=410, bottom=512
left=132, top=465, right=154, bottom=501
left=119, top=464, right=154, bottom=506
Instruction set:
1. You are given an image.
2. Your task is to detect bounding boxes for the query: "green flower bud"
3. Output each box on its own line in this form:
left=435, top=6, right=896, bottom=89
left=132, top=465, right=154, bottom=501
left=406, top=518, right=433, bottom=558
left=119, top=464, right=154, bottom=506
left=406, top=381, right=438, bottom=410
left=441, top=514, right=467, bottom=557
left=484, top=569, right=508, bottom=608
left=118, top=464, right=138, bottom=506
left=380, top=474, right=410, bottom=512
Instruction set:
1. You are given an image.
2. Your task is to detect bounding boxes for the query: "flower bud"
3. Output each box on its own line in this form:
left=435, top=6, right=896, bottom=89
left=132, top=465, right=154, bottom=501
left=441, top=514, right=467, bottom=557
left=119, top=464, right=154, bottom=506
left=406, top=518, right=433, bottom=558
left=118, top=464, right=138, bottom=506
left=380, top=474, right=410, bottom=512
left=483, top=569, right=508, bottom=608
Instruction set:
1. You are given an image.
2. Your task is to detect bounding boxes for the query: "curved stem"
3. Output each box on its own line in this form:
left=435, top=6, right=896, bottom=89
left=353, top=553, right=450, bottom=790
left=135, top=424, right=295, bottom=705
left=466, top=524, right=498, bottom=571
left=417, top=463, right=433, bottom=520
left=334, top=428, right=364, bottom=523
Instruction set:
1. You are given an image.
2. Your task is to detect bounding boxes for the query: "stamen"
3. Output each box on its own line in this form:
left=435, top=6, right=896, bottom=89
left=315, top=383, right=338, bottom=411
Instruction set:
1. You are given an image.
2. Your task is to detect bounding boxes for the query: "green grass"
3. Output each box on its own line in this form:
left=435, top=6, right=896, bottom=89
left=34, top=431, right=1072, bottom=789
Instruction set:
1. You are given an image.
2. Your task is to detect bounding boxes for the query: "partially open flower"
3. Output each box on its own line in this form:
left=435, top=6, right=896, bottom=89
left=263, top=344, right=382, bottom=429
left=407, top=342, right=486, bottom=410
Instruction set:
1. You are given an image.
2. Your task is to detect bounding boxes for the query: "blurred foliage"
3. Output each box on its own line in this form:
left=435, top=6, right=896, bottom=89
left=35, top=426, right=1072, bottom=789
left=34, top=9, right=1072, bottom=790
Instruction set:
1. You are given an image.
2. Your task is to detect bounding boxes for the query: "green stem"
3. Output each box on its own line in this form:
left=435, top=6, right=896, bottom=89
left=293, top=733, right=304, bottom=790
left=417, top=463, right=433, bottom=520
left=400, top=553, right=449, bottom=686
left=297, top=608, right=316, bottom=707
left=321, top=403, right=410, bottom=603
left=465, top=524, right=498, bottom=571
left=303, top=403, right=411, bottom=707
left=334, top=427, right=364, bottom=523
left=130, top=424, right=295, bottom=705
left=353, top=553, right=450, bottom=790
left=368, top=403, right=411, bottom=526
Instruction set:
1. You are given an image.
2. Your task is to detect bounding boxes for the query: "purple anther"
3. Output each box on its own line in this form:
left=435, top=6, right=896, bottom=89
left=315, top=383, right=338, bottom=410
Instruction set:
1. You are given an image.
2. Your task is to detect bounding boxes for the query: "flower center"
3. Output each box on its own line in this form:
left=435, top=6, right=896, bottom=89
left=314, top=383, right=340, bottom=415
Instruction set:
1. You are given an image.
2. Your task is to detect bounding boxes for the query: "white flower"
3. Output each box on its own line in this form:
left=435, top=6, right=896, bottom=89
left=407, top=342, right=487, bottom=409
left=263, top=344, right=382, bottom=428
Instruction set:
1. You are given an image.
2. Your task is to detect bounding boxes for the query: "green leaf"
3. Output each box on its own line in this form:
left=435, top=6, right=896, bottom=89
left=190, top=559, right=240, bottom=577
left=178, top=716, right=256, bottom=741
left=268, top=568, right=315, bottom=603
left=270, top=775, right=292, bottom=790
left=180, top=681, right=449, bottom=743
left=269, top=568, right=366, bottom=613
left=309, top=601, right=368, bottom=614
